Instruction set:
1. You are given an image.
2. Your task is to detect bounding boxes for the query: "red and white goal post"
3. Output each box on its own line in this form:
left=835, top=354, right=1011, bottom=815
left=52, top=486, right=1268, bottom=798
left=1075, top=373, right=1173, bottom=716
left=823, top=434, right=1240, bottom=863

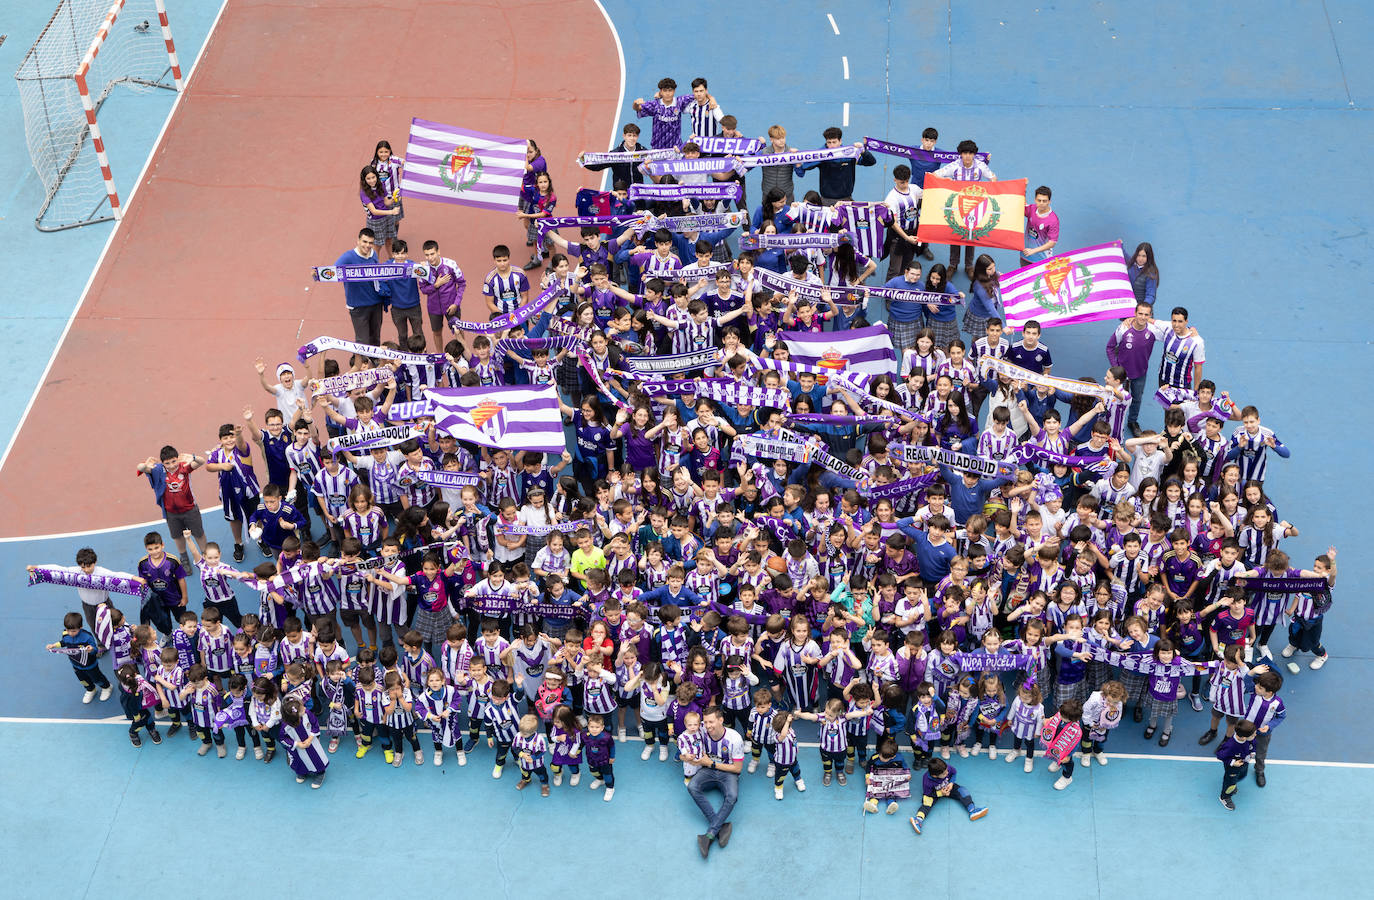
left=14, top=0, right=183, bottom=231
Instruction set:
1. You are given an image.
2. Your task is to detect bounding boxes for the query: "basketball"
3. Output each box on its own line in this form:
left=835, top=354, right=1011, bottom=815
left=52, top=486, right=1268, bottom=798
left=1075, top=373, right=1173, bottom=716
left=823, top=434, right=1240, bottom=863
left=766, top=555, right=788, bottom=575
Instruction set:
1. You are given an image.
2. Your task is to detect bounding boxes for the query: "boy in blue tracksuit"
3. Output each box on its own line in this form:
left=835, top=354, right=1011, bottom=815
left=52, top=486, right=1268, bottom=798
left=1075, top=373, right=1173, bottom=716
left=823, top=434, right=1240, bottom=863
left=1216, top=720, right=1257, bottom=810
left=47, top=611, right=111, bottom=703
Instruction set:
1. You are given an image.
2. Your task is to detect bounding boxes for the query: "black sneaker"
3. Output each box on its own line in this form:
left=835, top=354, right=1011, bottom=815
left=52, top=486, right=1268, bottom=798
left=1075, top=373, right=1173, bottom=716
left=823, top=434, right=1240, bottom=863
left=148, top=728, right=162, bottom=744
left=233, top=544, right=245, bottom=563
left=1128, top=422, right=1141, bottom=438
left=258, top=542, right=271, bottom=557
left=1220, top=796, right=1235, bottom=811
left=1255, top=769, right=1266, bottom=788
left=716, top=822, right=732, bottom=848
left=1132, top=706, right=1144, bottom=723
left=167, top=721, right=182, bottom=738
left=1197, top=729, right=1217, bottom=745
left=697, top=834, right=712, bottom=859
left=129, top=731, right=142, bottom=747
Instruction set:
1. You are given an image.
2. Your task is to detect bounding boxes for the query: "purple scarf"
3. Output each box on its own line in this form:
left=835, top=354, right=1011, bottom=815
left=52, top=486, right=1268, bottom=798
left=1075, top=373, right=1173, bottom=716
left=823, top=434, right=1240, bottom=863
left=629, top=182, right=741, bottom=202
left=688, top=135, right=765, bottom=155
left=450, top=284, right=559, bottom=334
left=28, top=566, right=147, bottom=598
left=865, top=473, right=940, bottom=500
left=864, top=136, right=991, bottom=166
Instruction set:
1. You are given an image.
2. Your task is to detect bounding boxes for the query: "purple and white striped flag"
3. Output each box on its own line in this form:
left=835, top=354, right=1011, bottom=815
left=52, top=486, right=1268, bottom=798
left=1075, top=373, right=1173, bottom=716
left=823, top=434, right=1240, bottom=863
left=400, top=118, right=526, bottom=213
left=425, top=385, right=566, bottom=454
left=781, top=323, right=897, bottom=378
left=1000, top=241, right=1135, bottom=329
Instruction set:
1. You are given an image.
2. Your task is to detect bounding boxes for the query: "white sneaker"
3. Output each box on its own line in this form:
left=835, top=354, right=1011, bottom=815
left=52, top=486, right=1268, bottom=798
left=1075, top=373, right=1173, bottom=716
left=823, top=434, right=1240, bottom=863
left=885, top=800, right=899, bottom=814
left=1287, top=662, right=1301, bottom=675
left=492, top=764, right=503, bottom=779
left=217, top=744, right=227, bottom=758
left=254, top=747, right=264, bottom=760
left=554, top=772, right=563, bottom=786
left=456, top=750, right=467, bottom=766
left=767, top=763, right=775, bottom=778
left=1311, top=654, right=1328, bottom=670
left=236, top=746, right=246, bottom=760
left=1082, top=753, right=1092, bottom=769
left=659, top=745, right=668, bottom=762
left=81, top=689, right=96, bottom=704
left=1281, top=644, right=1296, bottom=659
left=747, top=758, right=758, bottom=773
left=940, top=748, right=951, bottom=760
left=795, top=777, right=806, bottom=792
left=590, top=778, right=604, bottom=789
left=987, top=747, right=999, bottom=760
left=641, top=745, right=653, bottom=761
left=1024, top=757, right=1034, bottom=773
left=1006, top=748, right=1020, bottom=763
left=98, top=686, right=112, bottom=702
left=1259, top=645, right=1273, bottom=660
left=414, top=750, right=424, bottom=766
left=433, top=750, right=443, bottom=766
left=775, top=784, right=784, bottom=800
left=957, top=746, right=969, bottom=758
left=1189, top=693, right=1204, bottom=711
left=570, top=772, right=580, bottom=786
left=603, top=787, right=614, bottom=802
left=1048, top=761, right=1060, bottom=773
left=1054, top=775, right=1073, bottom=790
left=1094, top=751, right=1108, bottom=766
left=618, top=728, right=626, bottom=742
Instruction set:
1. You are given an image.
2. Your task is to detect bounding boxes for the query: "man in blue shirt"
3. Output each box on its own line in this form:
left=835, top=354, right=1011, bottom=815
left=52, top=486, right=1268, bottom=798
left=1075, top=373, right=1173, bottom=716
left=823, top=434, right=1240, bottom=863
left=334, top=228, right=388, bottom=346
left=386, top=238, right=423, bottom=346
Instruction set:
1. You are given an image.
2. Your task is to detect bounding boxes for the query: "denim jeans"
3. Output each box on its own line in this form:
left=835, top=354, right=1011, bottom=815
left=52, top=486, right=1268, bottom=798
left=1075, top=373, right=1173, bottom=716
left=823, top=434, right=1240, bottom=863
left=687, top=768, right=739, bottom=836
left=1128, top=374, right=1148, bottom=426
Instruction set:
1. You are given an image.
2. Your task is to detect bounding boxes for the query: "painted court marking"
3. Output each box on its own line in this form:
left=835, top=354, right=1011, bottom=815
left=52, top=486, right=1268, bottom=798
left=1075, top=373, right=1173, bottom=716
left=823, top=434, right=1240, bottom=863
left=827, top=13, right=840, bottom=34
left=0, top=0, right=231, bottom=490
left=4, top=716, right=1369, bottom=769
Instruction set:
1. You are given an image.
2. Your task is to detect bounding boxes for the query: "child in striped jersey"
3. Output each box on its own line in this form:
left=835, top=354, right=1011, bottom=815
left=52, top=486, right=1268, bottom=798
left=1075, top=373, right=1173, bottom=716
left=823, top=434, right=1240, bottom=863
left=484, top=680, right=522, bottom=779
left=677, top=710, right=706, bottom=786
left=180, top=664, right=225, bottom=758
left=513, top=714, right=551, bottom=797
left=153, top=646, right=191, bottom=741
left=746, top=688, right=778, bottom=775
left=1197, top=644, right=1261, bottom=746
left=844, top=682, right=882, bottom=772
left=794, top=697, right=868, bottom=786
left=352, top=665, right=388, bottom=760
left=249, top=676, right=281, bottom=762
left=769, top=711, right=807, bottom=800
left=197, top=606, right=235, bottom=686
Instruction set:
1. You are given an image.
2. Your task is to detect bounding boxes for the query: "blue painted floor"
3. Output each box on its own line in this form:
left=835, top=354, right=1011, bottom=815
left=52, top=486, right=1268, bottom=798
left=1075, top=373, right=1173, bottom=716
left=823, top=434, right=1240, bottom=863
left=2, top=1, right=1372, bottom=895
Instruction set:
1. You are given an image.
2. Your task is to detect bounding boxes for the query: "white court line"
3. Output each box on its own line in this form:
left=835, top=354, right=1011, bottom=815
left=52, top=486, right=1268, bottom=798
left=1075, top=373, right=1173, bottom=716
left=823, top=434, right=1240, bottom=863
left=842, top=55, right=850, bottom=79
left=827, top=13, right=840, bottom=35
left=592, top=0, right=627, bottom=194
left=3, top=716, right=1370, bottom=769
left=0, top=0, right=232, bottom=485
left=0, top=505, right=223, bottom=543
left=842, top=102, right=850, bottom=126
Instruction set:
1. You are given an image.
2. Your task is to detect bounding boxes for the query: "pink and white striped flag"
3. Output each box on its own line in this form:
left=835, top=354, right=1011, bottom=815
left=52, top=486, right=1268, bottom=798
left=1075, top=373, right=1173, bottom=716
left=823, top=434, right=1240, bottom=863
left=400, top=118, right=526, bottom=212
left=1000, top=241, right=1135, bottom=329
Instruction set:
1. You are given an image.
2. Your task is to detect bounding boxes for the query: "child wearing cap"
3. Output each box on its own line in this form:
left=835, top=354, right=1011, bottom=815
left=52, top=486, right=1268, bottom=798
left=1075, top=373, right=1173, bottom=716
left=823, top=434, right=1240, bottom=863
left=255, top=357, right=308, bottom=426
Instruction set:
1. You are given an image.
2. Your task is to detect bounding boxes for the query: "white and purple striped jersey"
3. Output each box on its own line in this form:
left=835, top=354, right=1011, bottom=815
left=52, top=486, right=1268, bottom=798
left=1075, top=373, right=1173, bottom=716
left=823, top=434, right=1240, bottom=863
left=385, top=691, right=415, bottom=728
left=513, top=732, right=548, bottom=771
left=970, top=336, right=1010, bottom=365
left=311, top=465, right=359, bottom=516
left=1237, top=526, right=1282, bottom=570
left=933, top=159, right=997, bottom=181
left=187, top=684, right=221, bottom=729
left=1227, top=426, right=1287, bottom=484
left=397, top=459, right=437, bottom=508
left=884, top=185, right=922, bottom=234
left=341, top=508, right=386, bottom=551
left=483, top=268, right=529, bottom=315
left=440, top=640, right=473, bottom=686
left=196, top=560, right=237, bottom=606
left=1208, top=664, right=1249, bottom=717
left=372, top=558, right=409, bottom=626
left=483, top=696, right=521, bottom=743
left=279, top=634, right=313, bottom=666
left=1007, top=696, right=1044, bottom=741
left=772, top=729, right=799, bottom=767
left=476, top=636, right=512, bottom=680
left=285, top=440, right=323, bottom=491
left=279, top=712, right=328, bottom=773
left=815, top=715, right=849, bottom=752
left=295, top=563, right=339, bottom=617
left=688, top=101, right=724, bottom=138
left=1157, top=331, right=1205, bottom=389
left=356, top=684, right=387, bottom=725
left=582, top=669, right=619, bottom=714
left=1108, top=551, right=1146, bottom=597
left=977, top=427, right=1019, bottom=461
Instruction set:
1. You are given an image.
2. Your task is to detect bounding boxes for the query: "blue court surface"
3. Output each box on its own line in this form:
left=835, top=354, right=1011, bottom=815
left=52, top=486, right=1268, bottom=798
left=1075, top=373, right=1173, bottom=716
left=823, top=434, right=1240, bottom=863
left=2, top=1, right=1371, bottom=896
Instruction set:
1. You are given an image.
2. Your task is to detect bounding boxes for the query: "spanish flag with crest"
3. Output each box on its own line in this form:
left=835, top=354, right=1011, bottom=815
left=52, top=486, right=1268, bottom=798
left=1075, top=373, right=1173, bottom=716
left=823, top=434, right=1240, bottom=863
left=916, top=175, right=1028, bottom=251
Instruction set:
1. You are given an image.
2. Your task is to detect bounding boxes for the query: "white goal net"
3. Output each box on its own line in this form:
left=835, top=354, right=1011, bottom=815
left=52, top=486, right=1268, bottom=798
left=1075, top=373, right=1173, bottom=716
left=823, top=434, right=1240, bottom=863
left=14, top=0, right=182, bottom=231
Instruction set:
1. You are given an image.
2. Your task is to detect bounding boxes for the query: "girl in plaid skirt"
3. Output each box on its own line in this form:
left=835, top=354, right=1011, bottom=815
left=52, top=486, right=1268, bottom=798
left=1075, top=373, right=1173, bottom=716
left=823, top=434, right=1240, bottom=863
left=921, top=264, right=965, bottom=350
left=1119, top=640, right=1219, bottom=748
left=963, top=254, right=1002, bottom=337
left=1115, top=615, right=1160, bottom=723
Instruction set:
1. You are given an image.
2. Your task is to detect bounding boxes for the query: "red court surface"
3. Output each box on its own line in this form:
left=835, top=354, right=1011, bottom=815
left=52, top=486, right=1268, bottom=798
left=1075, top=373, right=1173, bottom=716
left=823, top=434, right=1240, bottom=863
left=0, top=0, right=619, bottom=537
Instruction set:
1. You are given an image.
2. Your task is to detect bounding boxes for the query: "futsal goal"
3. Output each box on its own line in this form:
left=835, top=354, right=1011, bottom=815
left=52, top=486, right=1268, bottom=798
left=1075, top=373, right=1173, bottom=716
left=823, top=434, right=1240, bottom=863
left=14, top=0, right=183, bottom=231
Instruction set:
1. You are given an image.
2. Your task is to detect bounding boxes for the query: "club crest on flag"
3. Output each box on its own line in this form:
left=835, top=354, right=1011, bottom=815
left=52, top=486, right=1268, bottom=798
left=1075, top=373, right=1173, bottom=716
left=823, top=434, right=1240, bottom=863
left=440, top=145, right=484, bottom=193
left=943, top=185, right=1001, bottom=241
left=318, top=267, right=336, bottom=281
left=470, top=399, right=506, bottom=440
left=1031, top=256, right=1095, bottom=316
left=818, top=347, right=848, bottom=381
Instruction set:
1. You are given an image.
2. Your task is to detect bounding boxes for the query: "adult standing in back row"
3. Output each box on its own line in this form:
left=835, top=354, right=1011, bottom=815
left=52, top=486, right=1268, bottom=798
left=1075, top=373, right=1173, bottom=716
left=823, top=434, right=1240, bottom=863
left=334, top=228, right=387, bottom=346
left=794, top=128, right=876, bottom=206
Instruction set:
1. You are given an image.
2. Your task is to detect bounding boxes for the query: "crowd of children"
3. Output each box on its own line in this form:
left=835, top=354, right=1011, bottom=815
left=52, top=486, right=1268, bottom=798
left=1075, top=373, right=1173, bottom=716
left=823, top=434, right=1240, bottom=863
left=37, top=73, right=1334, bottom=817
